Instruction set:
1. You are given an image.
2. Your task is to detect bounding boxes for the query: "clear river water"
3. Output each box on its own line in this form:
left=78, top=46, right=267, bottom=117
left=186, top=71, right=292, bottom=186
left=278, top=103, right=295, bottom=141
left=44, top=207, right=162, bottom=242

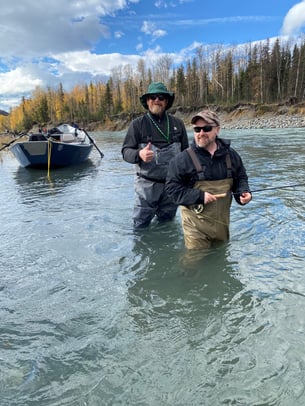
left=1, top=128, right=305, bottom=405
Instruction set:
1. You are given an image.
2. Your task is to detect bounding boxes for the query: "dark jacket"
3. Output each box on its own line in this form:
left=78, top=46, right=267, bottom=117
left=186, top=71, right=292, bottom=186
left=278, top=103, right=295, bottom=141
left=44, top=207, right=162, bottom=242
left=165, top=137, right=251, bottom=206
left=121, top=112, right=189, bottom=164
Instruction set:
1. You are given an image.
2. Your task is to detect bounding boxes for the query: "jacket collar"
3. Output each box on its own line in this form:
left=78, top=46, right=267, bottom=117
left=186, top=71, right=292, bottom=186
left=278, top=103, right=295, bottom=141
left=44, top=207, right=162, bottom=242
left=192, top=137, right=231, bottom=156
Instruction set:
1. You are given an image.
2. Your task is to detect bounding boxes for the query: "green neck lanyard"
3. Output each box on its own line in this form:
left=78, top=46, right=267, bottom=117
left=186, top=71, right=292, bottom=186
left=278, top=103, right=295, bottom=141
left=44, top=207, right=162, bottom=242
left=148, top=112, right=170, bottom=142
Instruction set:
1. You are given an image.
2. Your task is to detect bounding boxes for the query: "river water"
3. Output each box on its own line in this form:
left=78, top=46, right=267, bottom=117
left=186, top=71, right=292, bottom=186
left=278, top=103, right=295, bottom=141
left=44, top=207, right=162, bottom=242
left=1, top=128, right=305, bottom=405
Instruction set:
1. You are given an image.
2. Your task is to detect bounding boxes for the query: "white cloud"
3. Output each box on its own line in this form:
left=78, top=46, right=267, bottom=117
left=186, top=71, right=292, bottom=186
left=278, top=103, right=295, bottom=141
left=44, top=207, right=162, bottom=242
left=0, top=0, right=135, bottom=59
left=141, top=21, right=167, bottom=41
left=152, top=29, right=167, bottom=40
left=141, top=21, right=156, bottom=35
left=281, top=1, right=305, bottom=36
left=0, top=0, right=142, bottom=111
left=0, top=67, right=42, bottom=95
left=0, top=66, right=44, bottom=110
left=52, top=51, right=140, bottom=77
left=115, top=31, right=124, bottom=38
left=154, top=0, right=191, bottom=8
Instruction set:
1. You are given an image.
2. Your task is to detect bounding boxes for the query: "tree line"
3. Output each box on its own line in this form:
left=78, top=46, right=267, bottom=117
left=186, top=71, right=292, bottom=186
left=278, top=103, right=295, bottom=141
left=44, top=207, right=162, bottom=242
left=1, top=37, right=305, bottom=132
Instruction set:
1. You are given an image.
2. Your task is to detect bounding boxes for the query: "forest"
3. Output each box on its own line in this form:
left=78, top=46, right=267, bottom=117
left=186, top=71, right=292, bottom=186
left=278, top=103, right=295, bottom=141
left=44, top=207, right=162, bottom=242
left=1, top=37, right=305, bottom=132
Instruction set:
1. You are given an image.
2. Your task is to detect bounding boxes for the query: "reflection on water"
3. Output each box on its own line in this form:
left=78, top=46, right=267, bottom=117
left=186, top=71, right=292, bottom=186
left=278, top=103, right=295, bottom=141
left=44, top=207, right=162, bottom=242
left=119, top=227, right=268, bottom=406
left=2, top=129, right=305, bottom=405
left=128, top=228, right=247, bottom=326
left=14, top=159, right=100, bottom=202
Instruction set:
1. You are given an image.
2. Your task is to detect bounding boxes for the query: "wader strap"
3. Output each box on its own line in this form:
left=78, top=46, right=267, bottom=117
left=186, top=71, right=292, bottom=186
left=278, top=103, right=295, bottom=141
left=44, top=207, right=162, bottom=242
left=226, top=153, right=232, bottom=178
left=187, top=147, right=203, bottom=173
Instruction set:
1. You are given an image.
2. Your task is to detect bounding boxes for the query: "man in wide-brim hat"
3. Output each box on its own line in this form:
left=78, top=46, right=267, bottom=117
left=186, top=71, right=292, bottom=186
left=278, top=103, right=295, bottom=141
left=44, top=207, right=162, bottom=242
left=139, top=82, right=175, bottom=110
left=121, top=82, right=189, bottom=228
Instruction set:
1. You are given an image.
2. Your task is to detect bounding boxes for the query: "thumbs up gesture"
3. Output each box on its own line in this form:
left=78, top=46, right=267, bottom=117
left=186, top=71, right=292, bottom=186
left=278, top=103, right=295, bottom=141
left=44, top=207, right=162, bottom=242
left=139, top=142, right=154, bottom=162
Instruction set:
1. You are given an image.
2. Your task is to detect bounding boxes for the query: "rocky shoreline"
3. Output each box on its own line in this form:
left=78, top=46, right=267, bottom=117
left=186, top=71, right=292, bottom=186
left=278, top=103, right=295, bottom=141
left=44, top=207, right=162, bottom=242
left=219, top=113, right=305, bottom=130
left=89, top=113, right=305, bottom=133
left=179, top=104, right=305, bottom=130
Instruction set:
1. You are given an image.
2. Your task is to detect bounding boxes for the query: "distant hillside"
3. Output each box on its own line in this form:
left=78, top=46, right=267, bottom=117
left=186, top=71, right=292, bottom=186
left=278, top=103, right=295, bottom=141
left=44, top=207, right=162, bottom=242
left=0, top=110, right=9, bottom=116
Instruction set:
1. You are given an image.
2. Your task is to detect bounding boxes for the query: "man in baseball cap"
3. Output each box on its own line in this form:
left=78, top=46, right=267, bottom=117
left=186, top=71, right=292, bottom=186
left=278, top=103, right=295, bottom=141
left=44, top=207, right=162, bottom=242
left=191, top=110, right=220, bottom=126
left=166, top=109, right=252, bottom=250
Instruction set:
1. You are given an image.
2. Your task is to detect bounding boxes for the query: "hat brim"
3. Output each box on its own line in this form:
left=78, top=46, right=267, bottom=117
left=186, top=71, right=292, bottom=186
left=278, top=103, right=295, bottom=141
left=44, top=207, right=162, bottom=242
left=140, top=93, right=175, bottom=110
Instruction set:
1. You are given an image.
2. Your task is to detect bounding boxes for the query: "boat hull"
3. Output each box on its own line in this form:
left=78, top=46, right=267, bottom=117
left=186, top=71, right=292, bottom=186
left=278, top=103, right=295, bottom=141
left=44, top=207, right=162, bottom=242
left=10, top=140, right=94, bottom=168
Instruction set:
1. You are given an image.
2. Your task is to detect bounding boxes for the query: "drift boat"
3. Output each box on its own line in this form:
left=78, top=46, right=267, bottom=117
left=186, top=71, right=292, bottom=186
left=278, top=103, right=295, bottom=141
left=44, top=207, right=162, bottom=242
left=9, top=124, right=101, bottom=168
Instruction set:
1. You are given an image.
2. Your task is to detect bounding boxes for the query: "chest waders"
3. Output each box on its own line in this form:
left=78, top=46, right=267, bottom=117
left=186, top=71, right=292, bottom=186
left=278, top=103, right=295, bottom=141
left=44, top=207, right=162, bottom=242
left=134, top=142, right=181, bottom=228
left=137, top=142, right=181, bottom=181
left=180, top=148, right=233, bottom=250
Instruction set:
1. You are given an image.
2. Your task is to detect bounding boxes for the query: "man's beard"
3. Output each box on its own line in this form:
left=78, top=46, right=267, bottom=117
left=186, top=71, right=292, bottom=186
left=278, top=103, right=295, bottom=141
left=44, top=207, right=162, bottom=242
left=150, top=104, right=165, bottom=116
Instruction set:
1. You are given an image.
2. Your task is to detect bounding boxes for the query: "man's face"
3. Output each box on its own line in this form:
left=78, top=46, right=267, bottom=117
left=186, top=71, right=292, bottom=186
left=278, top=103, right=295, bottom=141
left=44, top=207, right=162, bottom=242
left=193, top=119, right=219, bottom=149
left=147, top=94, right=168, bottom=116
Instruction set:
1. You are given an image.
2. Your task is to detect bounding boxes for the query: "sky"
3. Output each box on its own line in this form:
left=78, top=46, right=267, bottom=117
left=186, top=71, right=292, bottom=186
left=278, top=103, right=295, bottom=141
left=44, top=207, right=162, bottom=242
left=0, top=0, right=305, bottom=113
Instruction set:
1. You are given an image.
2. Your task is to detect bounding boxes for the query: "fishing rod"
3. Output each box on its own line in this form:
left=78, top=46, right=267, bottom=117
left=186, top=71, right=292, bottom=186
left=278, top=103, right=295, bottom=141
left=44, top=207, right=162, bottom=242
left=251, top=183, right=305, bottom=193
left=193, top=184, right=305, bottom=214
left=212, top=183, right=305, bottom=199
left=231, top=182, right=305, bottom=196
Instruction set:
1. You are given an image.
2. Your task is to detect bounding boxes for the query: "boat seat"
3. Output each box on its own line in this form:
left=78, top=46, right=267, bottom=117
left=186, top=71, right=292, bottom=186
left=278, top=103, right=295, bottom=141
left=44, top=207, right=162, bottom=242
left=61, top=133, right=75, bottom=143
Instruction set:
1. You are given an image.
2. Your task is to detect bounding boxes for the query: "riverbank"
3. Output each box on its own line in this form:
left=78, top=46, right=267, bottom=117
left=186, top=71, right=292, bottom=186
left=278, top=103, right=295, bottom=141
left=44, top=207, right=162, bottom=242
left=216, top=104, right=305, bottom=129
left=217, top=112, right=305, bottom=130
left=171, top=103, right=305, bottom=130
left=1, top=104, right=305, bottom=142
left=90, top=103, right=305, bottom=131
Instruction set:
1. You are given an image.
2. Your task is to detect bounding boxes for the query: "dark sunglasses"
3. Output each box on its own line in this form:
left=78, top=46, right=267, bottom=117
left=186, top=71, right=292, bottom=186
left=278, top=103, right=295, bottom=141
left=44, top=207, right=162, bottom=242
left=193, top=125, right=216, bottom=133
left=148, top=94, right=167, bottom=101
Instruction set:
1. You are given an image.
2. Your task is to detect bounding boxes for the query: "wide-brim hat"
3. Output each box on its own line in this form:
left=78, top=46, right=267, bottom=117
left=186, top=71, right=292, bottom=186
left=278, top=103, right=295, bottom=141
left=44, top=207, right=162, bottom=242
left=140, top=82, right=175, bottom=110
left=191, top=110, right=220, bottom=126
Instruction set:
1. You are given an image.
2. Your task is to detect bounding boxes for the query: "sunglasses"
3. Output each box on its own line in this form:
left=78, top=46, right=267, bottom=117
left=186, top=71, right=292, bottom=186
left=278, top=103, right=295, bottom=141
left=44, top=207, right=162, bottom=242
left=193, top=125, right=216, bottom=133
left=148, top=94, right=167, bottom=101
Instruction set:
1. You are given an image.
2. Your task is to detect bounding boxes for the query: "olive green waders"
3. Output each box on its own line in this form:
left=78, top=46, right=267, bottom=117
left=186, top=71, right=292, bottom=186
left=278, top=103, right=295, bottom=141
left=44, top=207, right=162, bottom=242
left=180, top=178, right=233, bottom=249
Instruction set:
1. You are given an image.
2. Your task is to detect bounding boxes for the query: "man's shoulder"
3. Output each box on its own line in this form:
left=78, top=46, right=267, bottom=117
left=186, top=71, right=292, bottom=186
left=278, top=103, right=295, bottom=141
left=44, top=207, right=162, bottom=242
left=128, top=113, right=149, bottom=130
left=217, top=136, right=231, bottom=148
left=168, top=113, right=184, bottom=124
left=131, top=113, right=147, bottom=123
left=173, top=147, right=191, bottom=162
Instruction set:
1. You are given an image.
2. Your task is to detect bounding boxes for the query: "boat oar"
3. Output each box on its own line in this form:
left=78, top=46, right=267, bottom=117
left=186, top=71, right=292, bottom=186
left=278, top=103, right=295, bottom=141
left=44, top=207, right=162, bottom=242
left=82, top=129, right=104, bottom=158
left=0, top=132, right=27, bottom=151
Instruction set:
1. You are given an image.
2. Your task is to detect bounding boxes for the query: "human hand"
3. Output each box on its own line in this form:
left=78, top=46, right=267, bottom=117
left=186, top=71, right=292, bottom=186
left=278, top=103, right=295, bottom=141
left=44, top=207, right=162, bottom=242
left=204, top=192, right=217, bottom=204
left=240, top=192, right=252, bottom=205
left=139, top=142, right=154, bottom=162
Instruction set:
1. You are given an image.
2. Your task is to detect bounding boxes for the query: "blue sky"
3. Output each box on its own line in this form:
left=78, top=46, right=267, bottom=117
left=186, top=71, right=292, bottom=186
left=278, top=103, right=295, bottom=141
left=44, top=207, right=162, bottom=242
left=0, top=0, right=304, bottom=112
